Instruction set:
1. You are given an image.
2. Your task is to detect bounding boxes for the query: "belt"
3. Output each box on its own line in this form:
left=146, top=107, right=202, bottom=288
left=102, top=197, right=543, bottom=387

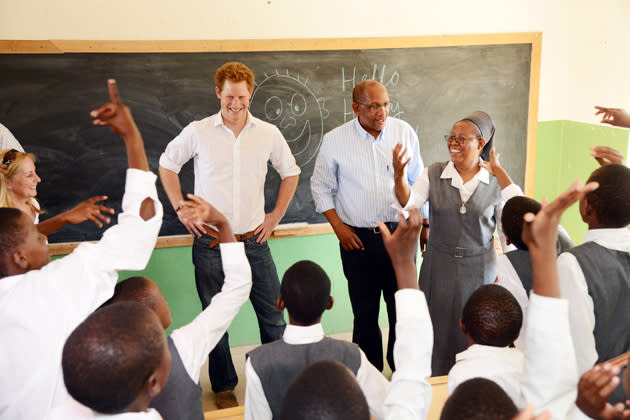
left=433, top=240, right=494, bottom=258
left=350, top=222, right=398, bottom=235
left=202, top=225, right=257, bottom=248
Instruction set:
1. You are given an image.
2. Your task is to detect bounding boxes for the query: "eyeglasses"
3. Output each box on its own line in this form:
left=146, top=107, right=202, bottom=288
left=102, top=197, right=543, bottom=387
left=443, top=135, right=481, bottom=146
left=2, top=149, right=18, bottom=165
left=356, top=102, right=391, bottom=112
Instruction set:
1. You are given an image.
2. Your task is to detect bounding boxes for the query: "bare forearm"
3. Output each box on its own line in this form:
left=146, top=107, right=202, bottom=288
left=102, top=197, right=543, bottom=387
left=395, top=175, right=411, bottom=207
left=123, top=130, right=149, bottom=172
left=494, top=165, right=514, bottom=190
left=271, top=175, right=299, bottom=218
left=215, top=220, right=236, bottom=243
left=530, top=246, right=561, bottom=298
left=159, top=166, right=185, bottom=210
left=37, top=213, right=70, bottom=236
left=322, top=208, right=347, bottom=232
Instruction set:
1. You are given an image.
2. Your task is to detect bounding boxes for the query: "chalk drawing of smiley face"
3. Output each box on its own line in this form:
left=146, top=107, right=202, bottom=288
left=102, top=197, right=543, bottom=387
left=250, top=71, right=328, bottom=167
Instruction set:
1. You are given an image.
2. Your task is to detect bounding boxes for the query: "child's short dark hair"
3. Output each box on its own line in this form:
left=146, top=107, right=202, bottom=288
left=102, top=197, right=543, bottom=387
left=501, top=196, right=542, bottom=250
left=0, top=208, right=28, bottom=278
left=440, top=378, right=518, bottom=420
left=278, top=360, right=370, bottom=420
left=586, top=164, right=630, bottom=228
left=281, top=260, right=331, bottom=325
left=462, top=285, right=522, bottom=347
left=62, top=302, right=167, bottom=414
left=102, top=276, right=158, bottom=310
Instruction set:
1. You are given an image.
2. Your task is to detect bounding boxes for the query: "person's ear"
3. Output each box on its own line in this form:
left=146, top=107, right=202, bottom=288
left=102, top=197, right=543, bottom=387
left=12, top=250, right=28, bottom=270
left=459, top=318, right=467, bottom=335
left=276, top=297, right=285, bottom=311
left=326, top=296, right=334, bottom=311
left=215, top=86, right=222, bottom=100
left=146, top=371, right=163, bottom=399
left=477, top=138, right=486, bottom=151
left=351, top=102, right=360, bottom=116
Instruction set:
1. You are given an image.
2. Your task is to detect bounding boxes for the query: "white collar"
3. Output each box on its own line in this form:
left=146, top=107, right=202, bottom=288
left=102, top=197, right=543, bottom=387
left=440, top=160, right=489, bottom=189
left=352, top=117, right=385, bottom=141
left=583, top=227, right=630, bottom=252
left=456, top=344, right=521, bottom=361
left=283, top=323, right=325, bottom=345
left=214, top=111, right=255, bottom=129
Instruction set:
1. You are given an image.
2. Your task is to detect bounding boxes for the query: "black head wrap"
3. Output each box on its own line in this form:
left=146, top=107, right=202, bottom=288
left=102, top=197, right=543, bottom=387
left=460, top=111, right=495, bottom=161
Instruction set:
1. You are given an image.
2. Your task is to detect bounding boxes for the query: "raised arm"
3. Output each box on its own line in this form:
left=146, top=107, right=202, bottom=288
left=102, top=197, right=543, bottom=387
left=590, top=146, right=625, bottom=166
left=170, top=197, right=251, bottom=383
left=90, top=79, right=154, bottom=221
left=177, top=193, right=235, bottom=243
left=594, top=106, right=630, bottom=128
left=480, top=147, right=514, bottom=190
left=520, top=180, right=598, bottom=419
left=379, top=208, right=433, bottom=420
left=393, top=142, right=412, bottom=207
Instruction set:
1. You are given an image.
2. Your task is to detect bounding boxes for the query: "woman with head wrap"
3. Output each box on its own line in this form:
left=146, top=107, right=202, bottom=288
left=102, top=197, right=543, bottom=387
left=0, top=148, right=114, bottom=236
left=393, top=111, right=523, bottom=375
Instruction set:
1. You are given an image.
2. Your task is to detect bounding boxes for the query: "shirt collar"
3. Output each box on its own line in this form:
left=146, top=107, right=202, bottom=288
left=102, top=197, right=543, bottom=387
left=352, top=117, right=386, bottom=141
left=440, top=159, right=489, bottom=187
left=283, top=323, right=325, bottom=345
left=214, top=111, right=255, bottom=129
left=456, top=344, right=519, bottom=361
left=583, top=227, right=630, bottom=252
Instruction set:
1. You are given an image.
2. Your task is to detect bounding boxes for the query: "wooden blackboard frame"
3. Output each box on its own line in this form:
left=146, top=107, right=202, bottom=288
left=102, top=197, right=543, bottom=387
left=0, top=32, right=542, bottom=255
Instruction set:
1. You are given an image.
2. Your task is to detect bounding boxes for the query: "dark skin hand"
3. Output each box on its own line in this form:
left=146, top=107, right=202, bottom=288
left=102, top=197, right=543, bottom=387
left=577, top=363, right=630, bottom=420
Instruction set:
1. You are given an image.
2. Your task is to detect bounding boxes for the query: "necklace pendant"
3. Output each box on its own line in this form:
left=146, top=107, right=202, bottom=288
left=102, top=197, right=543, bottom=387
left=459, top=204, right=467, bottom=214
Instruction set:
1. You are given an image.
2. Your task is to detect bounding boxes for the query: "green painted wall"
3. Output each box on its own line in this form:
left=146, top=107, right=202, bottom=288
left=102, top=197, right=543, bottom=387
left=116, top=233, right=393, bottom=346
left=54, top=120, right=628, bottom=347
left=534, top=120, right=628, bottom=243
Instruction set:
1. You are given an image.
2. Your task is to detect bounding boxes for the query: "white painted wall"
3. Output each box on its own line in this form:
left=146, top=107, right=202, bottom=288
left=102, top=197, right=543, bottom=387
left=1, top=0, right=628, bottom=123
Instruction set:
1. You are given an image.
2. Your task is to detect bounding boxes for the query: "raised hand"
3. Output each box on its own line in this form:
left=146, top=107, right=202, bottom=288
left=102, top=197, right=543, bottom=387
left=63, top=195, right=114, bottom=227
left=177, top=194, right=234, bottom=242
left=392, top=142, right=411, bottom=180
left=479, top=147, right=502, bottom=176
left=576, top=364, right=630, bottom=420
left=521, top=180, right=598, bottom=298
left=590, top=146, right=625, bottom=166
left=378, top=206, right=421, bottom=290
left=521, top=180, right=599, bottom=253
left=595, top=106, right=630, bottom=128
left=90, top=79, right=139, bottom=139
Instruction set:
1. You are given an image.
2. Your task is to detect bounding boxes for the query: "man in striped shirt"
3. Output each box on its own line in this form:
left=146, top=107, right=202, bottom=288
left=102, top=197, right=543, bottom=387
left=310, top=80, right=426, bottom=372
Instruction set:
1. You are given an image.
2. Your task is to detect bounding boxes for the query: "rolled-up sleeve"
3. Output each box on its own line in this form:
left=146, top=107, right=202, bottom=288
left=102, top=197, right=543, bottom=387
left=159, top=126, right=196, bottom=174
left=310, top=137, right=337, bottom=213
left=269, top=126, right=301, bottom=179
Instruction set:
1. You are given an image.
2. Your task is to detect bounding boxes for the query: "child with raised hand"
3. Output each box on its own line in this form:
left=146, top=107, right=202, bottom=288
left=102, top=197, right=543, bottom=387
left=0, top=79, right=162, bottom=420
left=378, top=206, right=434, bottom=420
left=274, top=207, right=433, bottom=420
left=49, top=194, right=251, bottom=420
left=519, top=180, right=598, bottom=419
left=556, top=163, right=630, bottom=399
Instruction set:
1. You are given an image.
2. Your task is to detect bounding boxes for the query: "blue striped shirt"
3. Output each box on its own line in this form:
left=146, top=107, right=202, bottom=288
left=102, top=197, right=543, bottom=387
left=311, top=117, right=424, bottom=227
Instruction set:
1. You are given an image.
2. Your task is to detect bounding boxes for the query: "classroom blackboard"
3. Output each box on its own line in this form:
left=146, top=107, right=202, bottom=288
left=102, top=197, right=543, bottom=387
left=0, top=36, right=539, bottom=244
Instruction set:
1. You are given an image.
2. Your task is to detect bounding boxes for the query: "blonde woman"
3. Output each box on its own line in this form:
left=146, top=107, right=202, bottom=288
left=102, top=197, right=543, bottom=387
left=0, top=148, right=114, bottom=236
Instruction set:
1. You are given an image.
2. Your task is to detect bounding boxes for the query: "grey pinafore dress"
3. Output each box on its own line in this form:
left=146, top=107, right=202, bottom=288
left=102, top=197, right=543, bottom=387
left=420, top=161, right=501, bottom=376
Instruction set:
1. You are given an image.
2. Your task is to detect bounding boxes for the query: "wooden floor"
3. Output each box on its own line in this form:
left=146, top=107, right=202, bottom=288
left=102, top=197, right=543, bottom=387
left=199, top=329, right=449, bottom=420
